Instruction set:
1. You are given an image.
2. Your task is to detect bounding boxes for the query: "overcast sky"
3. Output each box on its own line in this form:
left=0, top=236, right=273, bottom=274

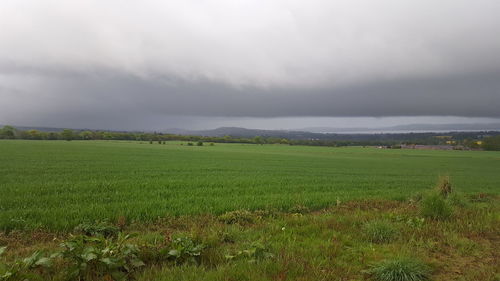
left=1, top=0, right=500, bottom=131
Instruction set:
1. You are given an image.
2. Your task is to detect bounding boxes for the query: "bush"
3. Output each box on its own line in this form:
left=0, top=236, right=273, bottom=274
left=363, top=220, right=398, bottom=243
left=196, top=141, right=203, bottom=146
left=187, top=142, right=194, bottom=146
left=368, top=257, right=431, bottom=281
left=420, top=193, right=453, bottom=220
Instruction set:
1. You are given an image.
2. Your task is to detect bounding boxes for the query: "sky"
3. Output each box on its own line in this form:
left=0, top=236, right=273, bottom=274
left=1, top=0, right=500, bottom=131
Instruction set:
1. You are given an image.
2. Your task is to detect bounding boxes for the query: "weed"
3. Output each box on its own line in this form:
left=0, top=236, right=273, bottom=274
left=58, top=233, right=144, bottom=280
left=74, top=220, right=120, bottom=238
left=368, top=257, right=431, bottom=281
left=0, top=247, right=54, bottom=281
left=420, top=193, right=453, bottom=220
left=162, top=236, right=204, bottom=265
left=225, top=241, right=273, bottom=263
left=363, top=220, right=398, bottom=243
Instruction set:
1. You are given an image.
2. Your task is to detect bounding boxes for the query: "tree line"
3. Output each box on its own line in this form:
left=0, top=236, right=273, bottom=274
left=1, top=125, right=499, bottom=150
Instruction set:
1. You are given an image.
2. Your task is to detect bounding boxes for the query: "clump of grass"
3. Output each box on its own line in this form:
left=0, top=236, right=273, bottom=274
left=448, top=192, right=469, bottom=207
left=369, top=257, right=431, bottom=281
left=363, top=220, right=398, bottom=243
left=218, top=210, right=256, bottom=225
left=420, top=193, right=453, bottom=220
left=435, top=175, right=452, bottom=198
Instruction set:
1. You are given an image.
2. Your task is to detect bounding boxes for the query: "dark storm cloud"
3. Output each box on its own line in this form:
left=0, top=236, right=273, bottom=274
left=1, top=0, right=500, bottom=129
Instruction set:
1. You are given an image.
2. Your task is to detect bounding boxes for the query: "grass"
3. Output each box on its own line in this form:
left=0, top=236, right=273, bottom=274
left=368, top=257, right=431, bottom=281
left=0, top=140, right=499, bottom=231
left=363, top=220, right=398, bottom=243
left=420, top=193, right=454, bottom=220
left=0, top=198, right=498, bottom=280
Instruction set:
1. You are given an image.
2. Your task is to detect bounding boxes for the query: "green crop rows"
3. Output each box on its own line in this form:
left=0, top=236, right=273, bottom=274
left=1, top=140, right=499, bottom=230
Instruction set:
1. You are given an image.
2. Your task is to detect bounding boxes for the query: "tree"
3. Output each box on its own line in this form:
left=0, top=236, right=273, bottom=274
left=61, top=129, right=74, bottom=141
left=0, top=125, right=16, bottom=139
left=279, top=138, right=289, bottom=145
left=28, top=130, right=41, bottom=140
left=253, top=136, right=263, bottom=144
left=80, top=131, right=93, bottom=140
left=482, top=136, right=500, bottom=151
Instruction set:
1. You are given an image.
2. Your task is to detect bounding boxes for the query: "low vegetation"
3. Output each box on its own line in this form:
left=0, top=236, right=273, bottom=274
left=363, top=220, right=398, bottom=243
left=0, top=193, right=498, bottom=280
left=0, top=140, right=498, bottom=279
left=368, top=257, right=431, bottom=281
left=1, top=140, right=499, bottom=231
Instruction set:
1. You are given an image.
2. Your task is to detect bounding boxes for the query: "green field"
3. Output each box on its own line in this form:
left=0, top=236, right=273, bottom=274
left=0, top=140, right=499, bottom=230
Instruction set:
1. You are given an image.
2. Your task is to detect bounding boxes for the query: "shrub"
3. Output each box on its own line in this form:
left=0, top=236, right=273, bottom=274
left=162, top=236, right=205, bottom=265
left=363, top=220, right=398, bottom=243
left=368, top=257, right=431, bottom=281
left=196, top=141, right=203, bottom=146
left=420, top=193, right=453, bottom=220
left=187, top=142, right=194, bottom=146
left=74, top=220, right=120, bottom=238
left=218, top=210, right=256, bottom=225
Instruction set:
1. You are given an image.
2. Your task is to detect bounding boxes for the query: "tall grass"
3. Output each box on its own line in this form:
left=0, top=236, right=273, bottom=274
left=420, top=193, right=453, bottom=220
left=369, top=257, right=431, bottom=281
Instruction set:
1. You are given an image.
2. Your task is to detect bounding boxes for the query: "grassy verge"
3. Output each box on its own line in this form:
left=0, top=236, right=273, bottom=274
left=1, top=193, right=498, bottom=281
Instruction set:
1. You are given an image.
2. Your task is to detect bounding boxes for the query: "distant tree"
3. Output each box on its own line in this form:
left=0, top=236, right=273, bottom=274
left=61, top=129, right=74, bottom=141
left=80, top=131, right=93, bottom=140
left=0, top=125, right=16, bottom=139
left=279, top=138, right=289, bottom=144
left=47, top=132, right=59, bottom=140
left=482, top=136, right=500, bottom=151
left=28, top=129, right=42, bottom=140
left=253, top=136, right=263, bottom=144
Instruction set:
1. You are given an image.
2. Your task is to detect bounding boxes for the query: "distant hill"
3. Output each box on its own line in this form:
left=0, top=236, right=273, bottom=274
left=300, top=123, right=500, bottom=133
left=162, top=126, right=500, bottom=142
left=164, top=127, right=318, bottom=139
left=4, top=124, right=500, bottom=142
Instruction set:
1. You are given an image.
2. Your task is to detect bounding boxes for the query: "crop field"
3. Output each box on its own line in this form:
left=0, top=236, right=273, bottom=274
left=0, top=140, right=498, bottom=231
left=0, top=140, right=499, bottom=280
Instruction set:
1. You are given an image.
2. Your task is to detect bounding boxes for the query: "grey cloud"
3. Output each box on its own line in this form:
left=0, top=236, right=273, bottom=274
left=1, top=0, right=500, bottom=129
